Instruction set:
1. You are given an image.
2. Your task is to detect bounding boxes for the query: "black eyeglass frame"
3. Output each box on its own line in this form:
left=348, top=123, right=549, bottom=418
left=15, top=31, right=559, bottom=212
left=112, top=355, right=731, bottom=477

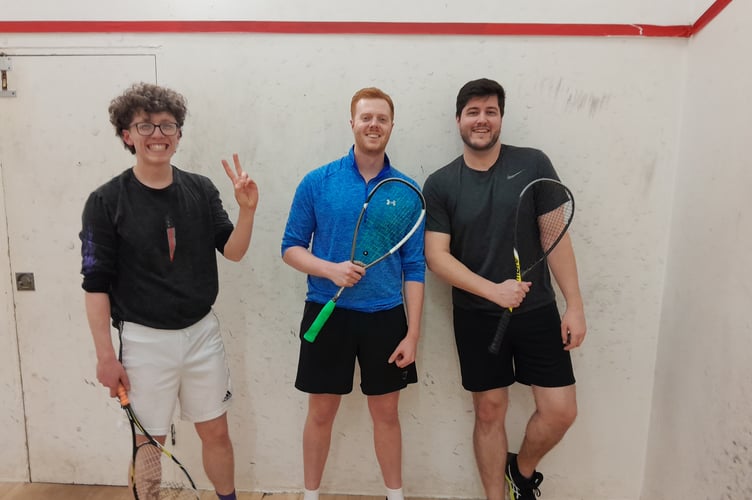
left=128, top=121, right=181, bottom=136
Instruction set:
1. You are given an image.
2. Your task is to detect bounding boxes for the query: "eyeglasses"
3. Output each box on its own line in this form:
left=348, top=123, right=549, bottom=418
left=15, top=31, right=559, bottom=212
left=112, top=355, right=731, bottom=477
left=129, top=122, right=180, bottom=136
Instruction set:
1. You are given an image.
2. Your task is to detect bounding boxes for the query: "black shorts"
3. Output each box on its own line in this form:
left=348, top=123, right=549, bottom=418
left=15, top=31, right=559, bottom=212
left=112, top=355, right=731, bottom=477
left=453, top=302, right=575, bottom=391
left=295, top=302, right=418, bottom=396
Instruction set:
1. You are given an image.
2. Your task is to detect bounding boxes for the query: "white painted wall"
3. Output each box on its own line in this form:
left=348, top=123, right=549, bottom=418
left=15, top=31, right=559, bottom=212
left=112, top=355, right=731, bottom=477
left=0, top=154, right=28, bottom=483
left=643, top=1, right=752, bottom=499
left=0, top=1, right=737, bottom=499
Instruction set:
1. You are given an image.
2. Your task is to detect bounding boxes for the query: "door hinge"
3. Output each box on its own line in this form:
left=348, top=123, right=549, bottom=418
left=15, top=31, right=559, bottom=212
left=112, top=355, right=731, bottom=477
left=0, top=54, right=17, bottom=98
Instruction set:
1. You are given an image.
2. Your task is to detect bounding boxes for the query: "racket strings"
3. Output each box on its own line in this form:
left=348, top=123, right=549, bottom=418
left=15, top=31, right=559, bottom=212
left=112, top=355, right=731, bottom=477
left=354, top=184, right=423, bottom=265
left=132, top=442, right=196, bottom=500
left=537, top=199, right=574, bottom=252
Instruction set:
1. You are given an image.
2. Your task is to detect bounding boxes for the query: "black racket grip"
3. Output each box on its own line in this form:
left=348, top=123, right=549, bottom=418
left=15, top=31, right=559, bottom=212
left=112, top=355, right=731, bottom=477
left=488, top=310, right=512, bottom=354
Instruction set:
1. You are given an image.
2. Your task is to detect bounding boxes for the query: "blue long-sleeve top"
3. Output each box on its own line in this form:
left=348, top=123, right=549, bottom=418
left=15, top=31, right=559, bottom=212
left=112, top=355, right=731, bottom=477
left=281, top=147, right=425, bottom=313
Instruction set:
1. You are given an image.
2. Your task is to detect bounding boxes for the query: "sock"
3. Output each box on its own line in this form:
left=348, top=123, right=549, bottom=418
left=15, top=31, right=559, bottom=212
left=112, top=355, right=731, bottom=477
left=304, top=488, right=320, bottom=500
left=510, top=454, right=529, bottom=481
left=386, top=486, right=404, bottom=500
left=512, top=454, right=537, bottom=483
left=217, top=491, right=237, bottom=500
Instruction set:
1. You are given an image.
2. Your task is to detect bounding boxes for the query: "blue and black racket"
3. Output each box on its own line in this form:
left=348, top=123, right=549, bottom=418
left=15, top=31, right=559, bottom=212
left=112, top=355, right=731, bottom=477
left=303, top=177, right=426, bottom=342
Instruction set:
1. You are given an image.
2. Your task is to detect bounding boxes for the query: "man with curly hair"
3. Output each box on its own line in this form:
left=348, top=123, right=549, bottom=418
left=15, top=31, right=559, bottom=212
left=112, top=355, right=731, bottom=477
left=80, top=82, right=258, bottom=500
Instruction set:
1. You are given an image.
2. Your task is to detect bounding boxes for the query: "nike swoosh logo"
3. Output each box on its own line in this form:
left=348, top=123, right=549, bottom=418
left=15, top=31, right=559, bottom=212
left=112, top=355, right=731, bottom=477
left=507, top=170, right=525, bottom=180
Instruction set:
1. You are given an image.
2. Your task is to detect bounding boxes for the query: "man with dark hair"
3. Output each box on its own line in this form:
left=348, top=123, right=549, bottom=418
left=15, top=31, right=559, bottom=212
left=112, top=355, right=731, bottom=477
left=423, top=78, right=586, bottom=500
left=81, top=82, right=258, bottom=500
left=281, top=87, right=424, bottom=500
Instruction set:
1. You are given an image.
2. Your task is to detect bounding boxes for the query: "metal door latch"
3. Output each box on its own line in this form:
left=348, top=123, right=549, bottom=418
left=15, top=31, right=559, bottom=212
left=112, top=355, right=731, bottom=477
left=16, top=273, right=35, bottom=291
left=1, top=54, right=17, bottom=98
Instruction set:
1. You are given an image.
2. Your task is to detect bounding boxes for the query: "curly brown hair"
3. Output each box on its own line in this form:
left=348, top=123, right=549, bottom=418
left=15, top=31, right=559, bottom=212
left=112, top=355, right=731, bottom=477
left=108, top=83, right=188, bottom=154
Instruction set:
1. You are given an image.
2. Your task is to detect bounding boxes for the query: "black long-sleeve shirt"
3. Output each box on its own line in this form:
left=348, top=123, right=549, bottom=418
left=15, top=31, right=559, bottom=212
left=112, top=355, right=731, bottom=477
left=80, top=166, right=234, bottom=329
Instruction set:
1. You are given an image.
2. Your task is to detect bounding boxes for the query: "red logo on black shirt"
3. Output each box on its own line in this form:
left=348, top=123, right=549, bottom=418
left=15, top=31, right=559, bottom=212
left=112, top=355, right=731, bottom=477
left=166, top=216, right=176, bottom=262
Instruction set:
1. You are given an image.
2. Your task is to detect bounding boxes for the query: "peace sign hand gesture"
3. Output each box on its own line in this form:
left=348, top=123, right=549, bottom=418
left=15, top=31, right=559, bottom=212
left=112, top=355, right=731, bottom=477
left=221, top=153, right=259, bottom=212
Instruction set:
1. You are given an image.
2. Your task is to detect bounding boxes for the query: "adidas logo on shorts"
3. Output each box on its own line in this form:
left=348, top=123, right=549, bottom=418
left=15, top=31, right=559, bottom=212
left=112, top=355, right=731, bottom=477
left=222, top=390, right=232, bottom=403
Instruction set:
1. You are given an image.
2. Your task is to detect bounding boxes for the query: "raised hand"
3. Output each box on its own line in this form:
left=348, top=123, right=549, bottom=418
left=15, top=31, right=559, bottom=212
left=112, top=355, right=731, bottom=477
left=221, top=153, right=259, bottom=211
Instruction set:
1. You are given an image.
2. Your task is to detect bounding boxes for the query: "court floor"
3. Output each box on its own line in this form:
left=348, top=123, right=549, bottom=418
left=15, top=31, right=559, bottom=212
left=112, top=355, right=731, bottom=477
left=0, top=484, right=448, bottom=500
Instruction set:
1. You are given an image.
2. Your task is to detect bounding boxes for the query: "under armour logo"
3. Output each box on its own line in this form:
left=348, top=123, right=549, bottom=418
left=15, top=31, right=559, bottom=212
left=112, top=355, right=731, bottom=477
left=386, top=199, right=396, bottom=206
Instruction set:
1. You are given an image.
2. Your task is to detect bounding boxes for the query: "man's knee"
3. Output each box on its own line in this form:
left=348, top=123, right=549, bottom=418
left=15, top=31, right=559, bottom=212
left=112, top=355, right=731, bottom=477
left=368, top=394, right=400, bottom=426
left=542, top=400, right=577, bottom=431
left=474, top=394, right=508, bottom=426
left=195, top=414, right=231, bottom=443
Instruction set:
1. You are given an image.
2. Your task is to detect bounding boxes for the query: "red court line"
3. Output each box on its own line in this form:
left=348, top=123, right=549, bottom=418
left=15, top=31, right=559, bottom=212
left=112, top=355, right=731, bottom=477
left=0, top=20, right=690, bottom=37
left=690, top=0, right=733, bottom=35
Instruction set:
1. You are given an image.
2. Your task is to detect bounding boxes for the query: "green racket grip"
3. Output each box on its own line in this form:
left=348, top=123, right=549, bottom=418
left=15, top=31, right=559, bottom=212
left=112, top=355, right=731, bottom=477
left=303, top=300, right=337, bottom=342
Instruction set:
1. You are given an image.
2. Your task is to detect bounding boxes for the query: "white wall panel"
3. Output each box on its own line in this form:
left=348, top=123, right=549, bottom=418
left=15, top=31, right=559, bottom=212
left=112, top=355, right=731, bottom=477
left=645, top=1, right=752, bottom=498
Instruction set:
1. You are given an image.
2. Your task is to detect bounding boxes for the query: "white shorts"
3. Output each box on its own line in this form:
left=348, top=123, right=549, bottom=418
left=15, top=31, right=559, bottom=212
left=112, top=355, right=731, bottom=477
left=120, top=311, right=232, bottom=436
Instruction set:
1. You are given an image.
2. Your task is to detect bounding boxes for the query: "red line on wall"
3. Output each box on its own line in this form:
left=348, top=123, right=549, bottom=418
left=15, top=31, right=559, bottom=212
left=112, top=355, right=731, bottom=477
left=0, top=20, right=692, bottom=37
left=690, top=0, right=733, bottom=35
left=0, top=2, right=732, bottom=38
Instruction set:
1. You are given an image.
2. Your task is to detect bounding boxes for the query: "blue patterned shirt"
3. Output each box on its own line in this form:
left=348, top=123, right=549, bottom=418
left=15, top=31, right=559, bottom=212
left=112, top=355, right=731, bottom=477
left=281, top=147, right=425, bottom=312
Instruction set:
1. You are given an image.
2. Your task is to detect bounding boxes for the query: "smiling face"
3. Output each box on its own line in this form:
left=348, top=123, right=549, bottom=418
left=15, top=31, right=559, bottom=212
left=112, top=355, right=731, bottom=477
left=457, top=95, right=502, bottom=152
left=122, top=111, right=181, bottom=168
left=350, top=98, right=394, bottom=156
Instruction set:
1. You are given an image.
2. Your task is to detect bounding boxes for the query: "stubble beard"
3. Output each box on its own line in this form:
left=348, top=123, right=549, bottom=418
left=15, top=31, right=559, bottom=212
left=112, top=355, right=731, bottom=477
left=460, top=129, right=500, bottom=152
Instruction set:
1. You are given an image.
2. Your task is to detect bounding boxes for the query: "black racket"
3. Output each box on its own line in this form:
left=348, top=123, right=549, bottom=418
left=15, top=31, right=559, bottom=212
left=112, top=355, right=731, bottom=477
left=117, top=384, right=199, bottom=500
left=303, top=177, right=426, bottom=342
left=488, top=178, right=575, bottom=354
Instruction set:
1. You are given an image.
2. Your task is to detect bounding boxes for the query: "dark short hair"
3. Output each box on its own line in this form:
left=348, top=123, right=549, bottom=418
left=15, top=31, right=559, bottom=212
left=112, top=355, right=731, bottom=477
left=350, top=87, right=395, bottom=119
left=455, top=78, right=506, bottom=118
left=108, top=83, right=187, bottom=154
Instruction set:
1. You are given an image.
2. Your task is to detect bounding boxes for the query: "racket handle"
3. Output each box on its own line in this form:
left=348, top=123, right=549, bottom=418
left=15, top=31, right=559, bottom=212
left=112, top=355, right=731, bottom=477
left=488, top=310, right=512, bottom=355
left=303, top=300, right=336, bottom=343
left=116, top=383, right=129, bottom=407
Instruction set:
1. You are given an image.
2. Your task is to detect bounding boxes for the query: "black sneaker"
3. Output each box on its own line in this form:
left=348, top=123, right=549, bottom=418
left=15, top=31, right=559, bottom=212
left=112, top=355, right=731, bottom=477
left=505, top=452, right=544, bottom=499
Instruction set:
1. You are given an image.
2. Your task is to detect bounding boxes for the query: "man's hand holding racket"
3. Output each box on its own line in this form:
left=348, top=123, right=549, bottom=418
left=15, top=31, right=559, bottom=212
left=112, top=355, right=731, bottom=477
left=328, top=260, right=366, bottom=288
left=96, top=354, right=130, bottom=398
left=485, top=278, right=532, bottom=310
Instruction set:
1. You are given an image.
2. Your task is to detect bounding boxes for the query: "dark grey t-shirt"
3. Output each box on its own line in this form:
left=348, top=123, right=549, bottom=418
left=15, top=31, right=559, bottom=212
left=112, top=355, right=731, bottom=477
left=423, top=144, right=561, bottom=314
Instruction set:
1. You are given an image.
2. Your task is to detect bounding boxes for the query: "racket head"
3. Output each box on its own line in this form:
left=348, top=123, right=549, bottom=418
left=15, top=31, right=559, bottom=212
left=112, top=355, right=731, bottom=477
left=351, top=178, right=426, bottom=268
left=514, top=178, right=574, bottom=276
left=118, top=386, right=199, bottom=500
left=130, top=438, right=198, bottom=500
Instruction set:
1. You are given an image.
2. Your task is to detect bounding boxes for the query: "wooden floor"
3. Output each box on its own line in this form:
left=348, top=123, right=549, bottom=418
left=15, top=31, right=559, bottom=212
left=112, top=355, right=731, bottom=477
left=0, top=484, right=429, bottom=500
